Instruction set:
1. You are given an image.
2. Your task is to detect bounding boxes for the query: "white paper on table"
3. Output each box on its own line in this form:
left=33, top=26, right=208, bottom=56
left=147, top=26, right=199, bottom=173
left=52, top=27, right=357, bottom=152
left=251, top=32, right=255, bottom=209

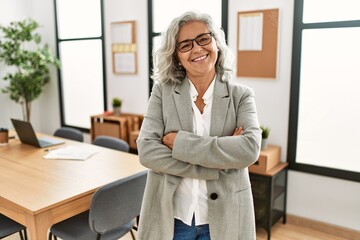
left=44, top=146, right=98, bottom=160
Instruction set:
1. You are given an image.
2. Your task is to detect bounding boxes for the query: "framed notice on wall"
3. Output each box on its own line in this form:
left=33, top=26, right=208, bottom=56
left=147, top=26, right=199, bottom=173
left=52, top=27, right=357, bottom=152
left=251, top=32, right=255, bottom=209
left=237, top=9, right=279, bottom=79
left=111, top=21, right=137, bottom=74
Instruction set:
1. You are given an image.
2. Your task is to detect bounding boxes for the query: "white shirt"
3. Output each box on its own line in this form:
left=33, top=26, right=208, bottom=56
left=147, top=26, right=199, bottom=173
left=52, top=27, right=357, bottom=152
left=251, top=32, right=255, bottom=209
left=173, top=78, right=215, bottom=226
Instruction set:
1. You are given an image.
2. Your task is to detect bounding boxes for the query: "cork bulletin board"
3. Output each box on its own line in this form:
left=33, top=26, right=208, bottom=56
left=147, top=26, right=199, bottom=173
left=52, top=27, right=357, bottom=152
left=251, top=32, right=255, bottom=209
left=237, top=9, right=279, bottom=78
left=111, top=20, right=137, bottom=74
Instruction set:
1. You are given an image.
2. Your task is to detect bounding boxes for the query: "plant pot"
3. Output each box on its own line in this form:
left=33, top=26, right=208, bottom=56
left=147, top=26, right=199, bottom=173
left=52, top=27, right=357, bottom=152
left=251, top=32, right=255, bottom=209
left=0, top=128, right=9, bottom=146
left=113, top=107, right=121, bottom=116
left=261, top=138, right=268, bottom=150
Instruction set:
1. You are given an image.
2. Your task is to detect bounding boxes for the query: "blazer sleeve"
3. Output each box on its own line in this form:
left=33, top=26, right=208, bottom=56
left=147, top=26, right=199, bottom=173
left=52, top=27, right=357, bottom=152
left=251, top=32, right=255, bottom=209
left=172, top=87, right=261, bottom=170
left=136, top=83, right=219, bottom=180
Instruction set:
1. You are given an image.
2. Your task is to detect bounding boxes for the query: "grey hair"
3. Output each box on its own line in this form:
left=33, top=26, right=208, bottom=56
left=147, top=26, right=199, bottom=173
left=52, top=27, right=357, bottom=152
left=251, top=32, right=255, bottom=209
left=151, top=11, right=234, bottom=84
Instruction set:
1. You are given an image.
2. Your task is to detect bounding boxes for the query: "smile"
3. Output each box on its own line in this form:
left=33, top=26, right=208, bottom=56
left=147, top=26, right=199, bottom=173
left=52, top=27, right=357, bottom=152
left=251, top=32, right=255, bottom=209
left=192, top=54, right=208, bottom=62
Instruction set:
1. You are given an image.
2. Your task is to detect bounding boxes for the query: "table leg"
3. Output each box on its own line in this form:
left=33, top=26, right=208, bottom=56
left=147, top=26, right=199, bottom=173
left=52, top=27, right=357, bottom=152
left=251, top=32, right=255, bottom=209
left=25, top=211, right=52, bottom=240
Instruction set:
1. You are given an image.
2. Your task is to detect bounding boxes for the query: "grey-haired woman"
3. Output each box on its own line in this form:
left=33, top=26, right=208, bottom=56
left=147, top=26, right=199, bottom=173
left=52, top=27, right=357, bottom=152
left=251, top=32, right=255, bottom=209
left=137, top=11, right=261, bottom=240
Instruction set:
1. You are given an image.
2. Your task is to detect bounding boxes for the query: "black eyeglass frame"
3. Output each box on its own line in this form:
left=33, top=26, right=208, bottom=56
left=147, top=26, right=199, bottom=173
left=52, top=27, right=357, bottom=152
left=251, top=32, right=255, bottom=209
left=176, top=32, right=214, bottom=53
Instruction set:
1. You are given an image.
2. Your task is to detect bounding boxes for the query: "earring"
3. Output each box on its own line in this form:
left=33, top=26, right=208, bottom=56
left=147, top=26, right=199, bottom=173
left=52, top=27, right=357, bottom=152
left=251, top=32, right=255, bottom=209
left=177, top=62, right=183, bottom=70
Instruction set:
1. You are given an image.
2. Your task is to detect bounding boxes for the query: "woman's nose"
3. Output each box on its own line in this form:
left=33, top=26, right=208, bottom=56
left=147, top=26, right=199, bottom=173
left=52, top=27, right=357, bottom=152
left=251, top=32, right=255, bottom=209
left=192, top=41, right=204, bottom=52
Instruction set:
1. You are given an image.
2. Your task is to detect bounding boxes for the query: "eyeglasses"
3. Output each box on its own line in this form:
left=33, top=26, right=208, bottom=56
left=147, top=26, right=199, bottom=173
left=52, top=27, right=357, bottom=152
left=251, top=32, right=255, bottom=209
left=176, top=32, right=214, bottom=53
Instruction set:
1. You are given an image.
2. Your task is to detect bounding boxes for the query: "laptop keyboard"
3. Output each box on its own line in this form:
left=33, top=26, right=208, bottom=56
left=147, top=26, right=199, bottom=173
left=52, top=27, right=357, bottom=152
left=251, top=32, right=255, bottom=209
left=38, top=139, right=52, bottom=146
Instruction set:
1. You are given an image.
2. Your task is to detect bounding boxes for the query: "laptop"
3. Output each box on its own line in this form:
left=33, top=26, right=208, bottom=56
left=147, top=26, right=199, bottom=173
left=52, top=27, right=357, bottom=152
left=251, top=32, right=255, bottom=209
left=11, top=118, right=65, bottom=148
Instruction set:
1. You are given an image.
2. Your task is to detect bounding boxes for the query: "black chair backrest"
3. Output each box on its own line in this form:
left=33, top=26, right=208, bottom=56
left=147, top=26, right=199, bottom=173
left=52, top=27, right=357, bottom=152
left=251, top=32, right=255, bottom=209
left=54, top=127, right=83, bottom=142
left=0, top=213, right=26, bottom=238
left=88, top=170, right=147, bottom=234
left=92, top=135, right=130, bottom=152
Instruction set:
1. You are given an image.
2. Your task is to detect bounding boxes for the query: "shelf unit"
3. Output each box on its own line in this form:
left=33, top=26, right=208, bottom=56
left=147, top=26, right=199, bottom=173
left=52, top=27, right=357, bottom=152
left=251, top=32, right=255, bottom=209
left=249, top=162, right=288, bottom=240
left=90, top=113, right=143, bottom=151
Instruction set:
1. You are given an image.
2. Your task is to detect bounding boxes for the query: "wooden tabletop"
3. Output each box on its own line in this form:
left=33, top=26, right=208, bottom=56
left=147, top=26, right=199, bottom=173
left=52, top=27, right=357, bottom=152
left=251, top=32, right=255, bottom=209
left=0, top=135, right=147, bottom=240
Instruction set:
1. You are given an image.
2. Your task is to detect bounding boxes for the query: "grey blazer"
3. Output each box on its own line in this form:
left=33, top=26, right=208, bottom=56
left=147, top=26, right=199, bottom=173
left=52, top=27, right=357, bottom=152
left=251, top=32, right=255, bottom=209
left=136, top=76, right=261, bottom=240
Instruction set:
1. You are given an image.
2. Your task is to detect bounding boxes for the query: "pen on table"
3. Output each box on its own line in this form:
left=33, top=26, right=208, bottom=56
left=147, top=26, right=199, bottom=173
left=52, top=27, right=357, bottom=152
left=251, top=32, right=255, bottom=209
left=44, top=146, right=64, bottom=152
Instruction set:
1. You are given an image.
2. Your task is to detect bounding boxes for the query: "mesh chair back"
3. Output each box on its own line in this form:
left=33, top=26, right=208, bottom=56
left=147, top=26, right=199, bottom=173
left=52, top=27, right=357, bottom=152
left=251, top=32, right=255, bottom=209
left=88, top=170, right=147, bottom=234
left=54, top=127, right=84, bottom=142
left=92, top=135, right=130, bottom=152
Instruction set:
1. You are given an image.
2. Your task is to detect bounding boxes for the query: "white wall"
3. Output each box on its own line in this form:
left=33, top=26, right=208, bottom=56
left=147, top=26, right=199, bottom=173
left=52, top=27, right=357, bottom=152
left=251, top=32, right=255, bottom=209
left=1, top=0, right=359, bottom=232
left=288, top=171, right=360, bottom=230
left=104, top=0, right=149, bottom=114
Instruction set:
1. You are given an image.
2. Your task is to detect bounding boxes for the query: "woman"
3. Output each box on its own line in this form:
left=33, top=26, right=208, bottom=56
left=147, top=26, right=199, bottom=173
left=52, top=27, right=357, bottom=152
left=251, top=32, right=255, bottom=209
left=137, top=11, right=261, bottom=240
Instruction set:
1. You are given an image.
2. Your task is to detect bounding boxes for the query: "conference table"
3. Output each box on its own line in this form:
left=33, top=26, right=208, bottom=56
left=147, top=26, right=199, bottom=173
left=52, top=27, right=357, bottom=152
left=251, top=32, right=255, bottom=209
left=0, top=133, right=147, bottom=240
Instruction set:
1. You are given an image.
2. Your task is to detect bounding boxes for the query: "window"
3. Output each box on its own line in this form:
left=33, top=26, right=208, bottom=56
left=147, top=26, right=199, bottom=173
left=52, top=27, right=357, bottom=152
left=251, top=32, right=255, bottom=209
left=289, top=0, right=360, bottom=182
left=148, top=0, right=229, bottom=92
left=54, top=0, right=106, bottom=130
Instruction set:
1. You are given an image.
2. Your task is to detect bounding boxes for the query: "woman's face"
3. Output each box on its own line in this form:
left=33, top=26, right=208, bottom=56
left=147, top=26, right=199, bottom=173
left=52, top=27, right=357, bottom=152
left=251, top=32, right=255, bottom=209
left=176, top=21, right=218, bottom=80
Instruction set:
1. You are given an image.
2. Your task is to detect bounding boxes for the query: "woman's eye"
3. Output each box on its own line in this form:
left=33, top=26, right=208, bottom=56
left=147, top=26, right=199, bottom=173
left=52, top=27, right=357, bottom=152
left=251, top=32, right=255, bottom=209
left=180, top=43, right=191, bottom=50
left=198, top=37, right=209, bottom=43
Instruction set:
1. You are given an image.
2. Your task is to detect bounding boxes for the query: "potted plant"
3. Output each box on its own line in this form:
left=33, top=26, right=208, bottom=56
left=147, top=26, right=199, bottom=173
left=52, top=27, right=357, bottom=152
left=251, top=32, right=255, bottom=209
left=260, top=125, right=270, bottom=150
left=112, top=97, right=122, bottom=116
left=0, top=18, right=60, bottom=122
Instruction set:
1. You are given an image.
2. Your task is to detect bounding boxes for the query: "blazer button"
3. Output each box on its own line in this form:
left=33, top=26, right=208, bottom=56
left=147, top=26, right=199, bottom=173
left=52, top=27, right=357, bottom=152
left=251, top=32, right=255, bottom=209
left=210, top=193, right=218, bottom=200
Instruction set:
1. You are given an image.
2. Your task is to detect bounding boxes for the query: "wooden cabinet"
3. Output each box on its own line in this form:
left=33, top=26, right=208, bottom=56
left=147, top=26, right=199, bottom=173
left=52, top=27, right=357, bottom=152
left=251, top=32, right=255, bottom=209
left=90, top=113, right=143, bottom=150
left=249, top=162, right=288, bottom=240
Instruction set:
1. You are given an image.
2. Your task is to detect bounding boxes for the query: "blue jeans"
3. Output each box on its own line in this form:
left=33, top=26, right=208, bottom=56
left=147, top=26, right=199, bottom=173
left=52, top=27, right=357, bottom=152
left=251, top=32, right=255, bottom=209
left=173, top=217, right=211, bottom=240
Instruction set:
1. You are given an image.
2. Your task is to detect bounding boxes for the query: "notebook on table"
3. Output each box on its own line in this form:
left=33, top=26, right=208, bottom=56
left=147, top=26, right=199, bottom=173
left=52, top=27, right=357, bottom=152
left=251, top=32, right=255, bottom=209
left=11, top=118, right=65, bottom=148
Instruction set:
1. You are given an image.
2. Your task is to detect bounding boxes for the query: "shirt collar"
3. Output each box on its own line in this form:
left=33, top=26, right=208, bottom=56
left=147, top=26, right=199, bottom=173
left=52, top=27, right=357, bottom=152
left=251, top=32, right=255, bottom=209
left=188, top=76, right=216, bottom=104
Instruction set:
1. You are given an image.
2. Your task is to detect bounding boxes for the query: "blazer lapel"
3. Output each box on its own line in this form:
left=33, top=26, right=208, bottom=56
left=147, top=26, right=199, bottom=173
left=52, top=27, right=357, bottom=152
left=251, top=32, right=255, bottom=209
left=172, top=77, right=230, bottom=135
left=210, top=78, right=230, bottom=136
left=173, top=80, right=193, bottom=132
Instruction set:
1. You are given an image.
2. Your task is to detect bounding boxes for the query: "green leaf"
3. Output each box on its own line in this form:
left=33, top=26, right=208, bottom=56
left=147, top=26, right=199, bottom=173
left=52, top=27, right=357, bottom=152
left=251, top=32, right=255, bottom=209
left=0, top=18, right=60, bottom=120
left=260, top=125, right=270, bottom=139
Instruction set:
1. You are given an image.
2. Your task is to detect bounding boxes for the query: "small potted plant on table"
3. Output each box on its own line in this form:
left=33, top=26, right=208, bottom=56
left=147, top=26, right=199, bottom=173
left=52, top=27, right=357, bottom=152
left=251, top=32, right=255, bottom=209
left=260, top=125, right=270, bottom=150
left=112, top=97, right=122, bottom=116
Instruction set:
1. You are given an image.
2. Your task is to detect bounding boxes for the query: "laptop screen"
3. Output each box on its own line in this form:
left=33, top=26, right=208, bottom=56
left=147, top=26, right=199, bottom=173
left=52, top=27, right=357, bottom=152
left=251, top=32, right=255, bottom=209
left=11, top=119, right=64, bottom=148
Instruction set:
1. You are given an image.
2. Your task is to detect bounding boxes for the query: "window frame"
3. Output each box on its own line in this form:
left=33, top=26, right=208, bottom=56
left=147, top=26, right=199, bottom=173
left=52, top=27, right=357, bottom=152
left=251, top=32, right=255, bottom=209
left=288, top=0, right=360, bottom=182
left=147, top=0, right=229, bottom=93
left=53, top=0, right=107, bottom=133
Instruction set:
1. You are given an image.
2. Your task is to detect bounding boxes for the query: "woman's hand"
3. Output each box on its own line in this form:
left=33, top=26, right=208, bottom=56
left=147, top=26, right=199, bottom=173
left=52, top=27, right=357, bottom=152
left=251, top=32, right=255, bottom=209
left=232, top=127, right=244, bottom=136
left=162, top=132, right=177, bottom=149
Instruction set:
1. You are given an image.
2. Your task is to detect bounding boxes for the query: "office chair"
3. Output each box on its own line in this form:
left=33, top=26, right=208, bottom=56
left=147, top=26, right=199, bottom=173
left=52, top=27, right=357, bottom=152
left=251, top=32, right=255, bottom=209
left=48, top=170, right=147, bottom=240
left=0, top=214, right=27, bottom=240
left=92, top=135, right=130, bottom=152
left=54, top=127, right=84, bottom=142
